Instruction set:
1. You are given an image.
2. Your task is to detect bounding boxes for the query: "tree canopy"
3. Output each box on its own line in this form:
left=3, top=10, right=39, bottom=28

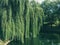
left=0, top=0, right=44, bottom=44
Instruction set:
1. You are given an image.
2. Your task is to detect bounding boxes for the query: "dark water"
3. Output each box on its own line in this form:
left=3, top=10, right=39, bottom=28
left=7, top=25, right=60, bottom=45
left=7, top=38, right=60, bottom=45
left=6, top=24, right=60, bottom=45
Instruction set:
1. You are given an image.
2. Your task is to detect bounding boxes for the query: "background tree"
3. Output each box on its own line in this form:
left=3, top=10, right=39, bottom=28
left=40, top=0, right=60, bottom=43
left=41, top=0, right=60, bottom=26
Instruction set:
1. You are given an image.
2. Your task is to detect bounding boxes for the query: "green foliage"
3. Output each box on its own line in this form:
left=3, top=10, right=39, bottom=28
left=41, top=0, right=60, bottom=23
left=0, top=0, right=44, bottom=44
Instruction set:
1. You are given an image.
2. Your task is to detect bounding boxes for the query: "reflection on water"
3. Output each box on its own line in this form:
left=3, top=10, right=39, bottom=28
left=39, top=39, right=60, bottom=45
left=8, top=24, right=60, bottom=45
left=8, top=38, right=60, bottom=45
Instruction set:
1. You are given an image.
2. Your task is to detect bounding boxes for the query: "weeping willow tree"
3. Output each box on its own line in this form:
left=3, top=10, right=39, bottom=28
left=1, top=0, right=25, bottom=44
left=0, top=0, right=44, bottom=45
left=28, top=1, right=44, bottom=45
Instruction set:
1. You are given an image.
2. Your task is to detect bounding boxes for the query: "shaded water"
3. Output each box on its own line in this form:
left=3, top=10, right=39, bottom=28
left=8, top=24, right=60, bottom=45
left=7, top=38, right=60, bottom=45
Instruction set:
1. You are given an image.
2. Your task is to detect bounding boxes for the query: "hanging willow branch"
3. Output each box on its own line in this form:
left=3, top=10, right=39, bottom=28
left=1, top=0, right=44, bottom=45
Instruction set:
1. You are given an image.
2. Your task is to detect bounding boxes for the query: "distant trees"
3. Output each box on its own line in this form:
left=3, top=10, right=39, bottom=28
left=41, top=0, right=60, bottom=26
left=40, top=0, right=60, bottom=42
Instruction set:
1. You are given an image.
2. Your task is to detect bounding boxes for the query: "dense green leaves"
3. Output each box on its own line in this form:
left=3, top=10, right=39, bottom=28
left=41, top=0, right=60, bottom=24
left=0, top=0, right=44, bottom=44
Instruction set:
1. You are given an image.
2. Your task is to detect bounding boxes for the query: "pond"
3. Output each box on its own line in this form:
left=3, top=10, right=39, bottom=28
left=8, top=24, right=60, bottom=45
left=7, top=38, right=60, bottom=45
